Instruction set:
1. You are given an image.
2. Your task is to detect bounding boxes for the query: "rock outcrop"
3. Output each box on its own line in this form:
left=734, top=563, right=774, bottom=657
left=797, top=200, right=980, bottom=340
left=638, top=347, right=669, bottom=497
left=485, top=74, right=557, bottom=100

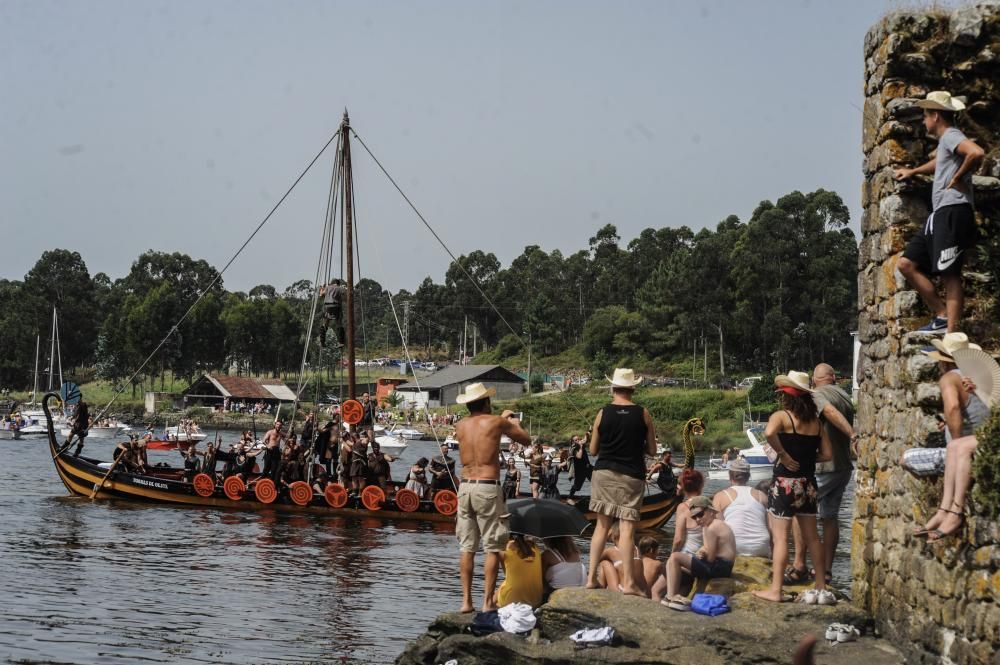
left=856, top=4, right=1000, bottom=664
left=395, top=587, right=903, bottom=665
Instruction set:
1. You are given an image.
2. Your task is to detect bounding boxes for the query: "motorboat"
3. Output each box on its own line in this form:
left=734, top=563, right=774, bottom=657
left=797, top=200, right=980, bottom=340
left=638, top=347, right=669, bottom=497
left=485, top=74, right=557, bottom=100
left=374, top=434, right=408, bottom=454
left=392, top=427, right=424, bottom=440
left=707, top=426, right=774, bottom=480
left=60, top=419, right=127, bottom=439
left=164, top=425, right=208, bottom=442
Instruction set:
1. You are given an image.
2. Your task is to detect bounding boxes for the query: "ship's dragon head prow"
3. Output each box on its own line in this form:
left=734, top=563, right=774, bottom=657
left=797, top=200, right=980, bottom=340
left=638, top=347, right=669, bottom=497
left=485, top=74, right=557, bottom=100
left=685, top=417, right=706, bottom=437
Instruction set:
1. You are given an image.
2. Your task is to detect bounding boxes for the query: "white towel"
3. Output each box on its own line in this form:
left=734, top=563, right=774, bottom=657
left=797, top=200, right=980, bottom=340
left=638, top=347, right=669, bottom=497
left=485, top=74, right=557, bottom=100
left=497, top=602, right=536, bottom=634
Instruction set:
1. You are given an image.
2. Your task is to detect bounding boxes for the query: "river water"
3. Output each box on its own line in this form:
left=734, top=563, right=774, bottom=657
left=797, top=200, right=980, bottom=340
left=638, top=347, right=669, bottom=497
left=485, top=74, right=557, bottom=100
left=0, top=432, right=854, bottom=664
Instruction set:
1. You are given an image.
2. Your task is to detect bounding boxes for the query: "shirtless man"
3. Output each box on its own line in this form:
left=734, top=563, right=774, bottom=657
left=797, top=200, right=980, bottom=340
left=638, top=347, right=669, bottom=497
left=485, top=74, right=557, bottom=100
left=454, top=383, right=531, bottom=613
left=662, top=495, right=738, bottom=609
left=261, top=421, right=285, bottom=482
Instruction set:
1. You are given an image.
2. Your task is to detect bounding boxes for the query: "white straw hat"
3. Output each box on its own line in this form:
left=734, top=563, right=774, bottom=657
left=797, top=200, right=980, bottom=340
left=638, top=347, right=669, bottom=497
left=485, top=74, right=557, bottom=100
left=924, top=332, right=981, bottom=363
left=774, top=371, right=814, bottom=393
left=455, top=382, right=497, bottom=404
left=606, top=368, right=643, bottom=388
left=915, top=91, right=967, bottom=113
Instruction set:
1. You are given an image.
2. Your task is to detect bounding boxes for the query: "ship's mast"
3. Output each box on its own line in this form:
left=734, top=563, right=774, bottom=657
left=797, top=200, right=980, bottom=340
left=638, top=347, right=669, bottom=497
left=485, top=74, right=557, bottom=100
left=340, top=111, right=356, bottom=400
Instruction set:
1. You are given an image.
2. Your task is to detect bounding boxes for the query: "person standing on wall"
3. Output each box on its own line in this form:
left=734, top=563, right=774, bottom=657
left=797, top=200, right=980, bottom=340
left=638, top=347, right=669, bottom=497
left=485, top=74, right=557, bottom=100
left=894, top=91, right=985, bottom=333
left=585, top=368, right=657, bottom=597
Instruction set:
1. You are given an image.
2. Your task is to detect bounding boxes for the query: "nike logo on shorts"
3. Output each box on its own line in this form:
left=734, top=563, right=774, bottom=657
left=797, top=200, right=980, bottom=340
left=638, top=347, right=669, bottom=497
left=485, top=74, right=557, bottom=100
left=937, top=246, right=962, bottom=272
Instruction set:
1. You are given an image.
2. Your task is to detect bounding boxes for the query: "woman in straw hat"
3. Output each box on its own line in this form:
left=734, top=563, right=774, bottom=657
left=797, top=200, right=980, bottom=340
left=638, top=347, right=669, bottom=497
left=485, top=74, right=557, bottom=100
left=585, top=368, right=657, bottom=597
left=752, top=371, right=835, bottom=605
left=894, top=90, right=985, bottom=334
left=908, top=335, right=995, bottom=540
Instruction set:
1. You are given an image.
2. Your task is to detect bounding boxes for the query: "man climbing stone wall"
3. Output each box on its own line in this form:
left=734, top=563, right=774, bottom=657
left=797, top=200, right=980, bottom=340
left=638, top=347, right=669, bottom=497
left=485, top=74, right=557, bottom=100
left=856, top=5, right=1000, bottom=664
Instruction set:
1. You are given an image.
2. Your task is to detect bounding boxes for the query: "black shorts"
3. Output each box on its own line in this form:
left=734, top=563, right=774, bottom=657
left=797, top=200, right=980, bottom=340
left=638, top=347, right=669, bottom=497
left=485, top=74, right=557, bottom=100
left=690, top=556, right=734, bottom=580
left=901, top=203, right=976, bottom=276
left=768, top=475, right=818, bottom=519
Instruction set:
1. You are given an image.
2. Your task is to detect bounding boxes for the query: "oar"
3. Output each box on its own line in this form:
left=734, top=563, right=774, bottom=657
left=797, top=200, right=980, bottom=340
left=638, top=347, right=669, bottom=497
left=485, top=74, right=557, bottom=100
left=90, top=455, right=123, bottom=499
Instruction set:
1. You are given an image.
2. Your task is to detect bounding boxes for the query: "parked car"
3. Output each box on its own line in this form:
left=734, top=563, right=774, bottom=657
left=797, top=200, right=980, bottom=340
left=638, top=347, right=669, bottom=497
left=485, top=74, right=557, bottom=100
left=737, top=376, right=763, bottom=389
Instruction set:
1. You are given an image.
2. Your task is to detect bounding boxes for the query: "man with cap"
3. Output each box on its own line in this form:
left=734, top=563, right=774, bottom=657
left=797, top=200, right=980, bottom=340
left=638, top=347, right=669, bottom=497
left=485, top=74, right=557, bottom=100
left=662, top=495, right=737, bottom=610
left=713, top=458, right=770, bottom=558
left=585, top=368, right=657, bottom=597
left=894, top=91, right=985, bottom=333
left=453, top=382, right=531, bottom=613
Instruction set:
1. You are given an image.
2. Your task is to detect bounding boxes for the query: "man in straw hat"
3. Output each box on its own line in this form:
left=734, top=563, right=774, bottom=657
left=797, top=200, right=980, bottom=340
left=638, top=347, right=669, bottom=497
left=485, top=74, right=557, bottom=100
left=453, top=382, right=531, bottom=613
left=585, top=368, right=657, bottom=596
left=904, top=333, right=992, bottom=540
left=894, top=91, right=985, bottom=334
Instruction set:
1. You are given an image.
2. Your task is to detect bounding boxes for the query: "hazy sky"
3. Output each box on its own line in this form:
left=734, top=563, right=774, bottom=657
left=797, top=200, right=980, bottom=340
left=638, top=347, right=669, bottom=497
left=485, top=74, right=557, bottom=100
left=1, top=1, right=949, bottom=294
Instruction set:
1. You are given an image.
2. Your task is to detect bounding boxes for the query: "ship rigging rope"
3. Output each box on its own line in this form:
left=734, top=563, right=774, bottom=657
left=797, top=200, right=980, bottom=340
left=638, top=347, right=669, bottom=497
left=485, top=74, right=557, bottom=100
left=63, top=129, right=343, bottom=455
left=350, top=128, right=594, bottom=433
left=288, top=132, right=344, bottom=442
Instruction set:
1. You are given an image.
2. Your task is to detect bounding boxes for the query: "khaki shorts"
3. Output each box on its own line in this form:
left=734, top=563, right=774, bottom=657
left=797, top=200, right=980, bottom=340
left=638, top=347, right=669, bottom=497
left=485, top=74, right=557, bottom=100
left=590, top=469, right=644, bottom=522
left=456, top=483, right=508, bottom=553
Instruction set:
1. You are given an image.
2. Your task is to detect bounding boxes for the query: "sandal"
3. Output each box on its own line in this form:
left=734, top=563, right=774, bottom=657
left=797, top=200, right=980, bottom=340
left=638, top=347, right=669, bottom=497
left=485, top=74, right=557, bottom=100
left=783, top=566, right=812, bottom=585
left=809, top=568, right=833, bottom=586
left=912, top=507, right=947, bottom=537
left=927, top=507, right=965, bottom=542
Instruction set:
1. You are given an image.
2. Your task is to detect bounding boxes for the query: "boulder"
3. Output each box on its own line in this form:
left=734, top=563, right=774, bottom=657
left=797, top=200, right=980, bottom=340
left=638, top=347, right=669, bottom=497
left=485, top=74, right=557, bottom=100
left=396, top=583, right=906, bottom=664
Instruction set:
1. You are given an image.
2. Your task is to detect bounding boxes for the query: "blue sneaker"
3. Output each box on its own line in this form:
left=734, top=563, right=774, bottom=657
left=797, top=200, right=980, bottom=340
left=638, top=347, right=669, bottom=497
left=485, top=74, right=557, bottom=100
left=917, top=317, right=948, bottom=334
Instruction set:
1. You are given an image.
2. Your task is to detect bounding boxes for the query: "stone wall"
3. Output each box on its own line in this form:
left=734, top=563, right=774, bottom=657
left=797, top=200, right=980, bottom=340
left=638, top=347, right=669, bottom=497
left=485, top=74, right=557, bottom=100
left=854, top=5, right=1000, bottom=664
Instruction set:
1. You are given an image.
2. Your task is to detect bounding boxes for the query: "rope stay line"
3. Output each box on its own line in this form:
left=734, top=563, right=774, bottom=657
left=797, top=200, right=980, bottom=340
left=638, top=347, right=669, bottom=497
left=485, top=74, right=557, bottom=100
left=349, top=129, right=527, bottom=350
left=289, top=131, right=345, bottom=447
left=349, top=128, right=593, bottom=432
left=60, top=129, right=343, bottom=454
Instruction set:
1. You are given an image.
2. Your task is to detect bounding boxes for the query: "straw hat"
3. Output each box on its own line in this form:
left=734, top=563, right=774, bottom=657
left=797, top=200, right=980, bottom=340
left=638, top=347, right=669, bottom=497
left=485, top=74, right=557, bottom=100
left=951, top=347, right=1000, bottom=408
left=606, top=368, right=643, bottom=388
left=455, top=382, right=497, bottom=404
left=923, top=332, right=981, bottom=363
left=774, top=371, right=814, bottom=393
left=916, top=91, right=967, bottom=113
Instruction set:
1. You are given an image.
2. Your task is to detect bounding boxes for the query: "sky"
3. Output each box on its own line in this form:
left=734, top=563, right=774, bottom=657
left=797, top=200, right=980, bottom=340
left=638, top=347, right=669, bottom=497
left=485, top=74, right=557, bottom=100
left=1, top=0, right=954, bottom=294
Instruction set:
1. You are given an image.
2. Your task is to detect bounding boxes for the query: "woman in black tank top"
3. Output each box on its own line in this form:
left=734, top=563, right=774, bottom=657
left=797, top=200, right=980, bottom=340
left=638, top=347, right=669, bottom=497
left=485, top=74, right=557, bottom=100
left=753, top=373, right=833, bottom=605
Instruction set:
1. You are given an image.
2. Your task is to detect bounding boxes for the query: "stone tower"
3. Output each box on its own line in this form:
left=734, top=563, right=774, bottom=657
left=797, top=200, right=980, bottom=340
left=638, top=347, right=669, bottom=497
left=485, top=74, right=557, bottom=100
left=856, top=5, right=1000, bottom=664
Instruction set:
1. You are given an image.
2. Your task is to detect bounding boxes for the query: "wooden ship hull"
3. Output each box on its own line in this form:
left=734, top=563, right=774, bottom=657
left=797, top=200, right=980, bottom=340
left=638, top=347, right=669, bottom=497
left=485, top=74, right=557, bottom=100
left=44, top=395, right=680, bottom=529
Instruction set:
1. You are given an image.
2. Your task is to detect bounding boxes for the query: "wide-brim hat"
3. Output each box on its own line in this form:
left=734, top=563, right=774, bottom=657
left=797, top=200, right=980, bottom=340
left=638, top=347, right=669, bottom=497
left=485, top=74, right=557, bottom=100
left=916, top=91, right=967, bottom=113
left=456, top=382, right=497, bottom=404
left=951, top=347, right=1000, bottom=408
left=729, top=458, right=751, bottom=473
left=924, top=332, right=981, bottom=363
left=774, top=371, right=814, bottom=394
left=606, top=368, right=643, bottom=388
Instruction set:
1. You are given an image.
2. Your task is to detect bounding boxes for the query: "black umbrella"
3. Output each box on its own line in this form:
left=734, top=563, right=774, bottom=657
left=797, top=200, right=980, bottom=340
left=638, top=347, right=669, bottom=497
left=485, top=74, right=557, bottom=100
left=505, top=498, right=590, bottom=538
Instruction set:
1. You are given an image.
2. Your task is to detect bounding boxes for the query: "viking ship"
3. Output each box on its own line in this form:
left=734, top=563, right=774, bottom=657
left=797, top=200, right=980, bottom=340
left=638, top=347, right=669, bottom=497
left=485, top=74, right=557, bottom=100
left=45, top=112, right=683, bottom=530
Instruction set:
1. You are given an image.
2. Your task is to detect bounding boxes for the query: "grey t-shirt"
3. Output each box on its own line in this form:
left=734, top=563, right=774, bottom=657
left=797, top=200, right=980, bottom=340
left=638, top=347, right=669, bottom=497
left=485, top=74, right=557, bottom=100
left=813, top=384, right=854, bottom=474
left=323, top=283, right=345, bottom=307
left=932, top=127, right=973, bottom=211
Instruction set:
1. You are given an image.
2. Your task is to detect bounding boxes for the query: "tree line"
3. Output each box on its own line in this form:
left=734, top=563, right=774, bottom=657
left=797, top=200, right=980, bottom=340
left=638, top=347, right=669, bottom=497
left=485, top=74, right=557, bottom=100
left=0, top=188, right=857, bottom=391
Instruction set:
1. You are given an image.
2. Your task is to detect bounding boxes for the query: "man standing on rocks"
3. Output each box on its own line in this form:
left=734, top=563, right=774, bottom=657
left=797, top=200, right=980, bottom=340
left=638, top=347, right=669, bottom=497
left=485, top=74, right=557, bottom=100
left=787, top=364, right=856, bottom=585
left=586, top=368, right=657, bottom=597
left=454, top=383, right=531, bottom=613
left=894, top=90, right=984, bottom=333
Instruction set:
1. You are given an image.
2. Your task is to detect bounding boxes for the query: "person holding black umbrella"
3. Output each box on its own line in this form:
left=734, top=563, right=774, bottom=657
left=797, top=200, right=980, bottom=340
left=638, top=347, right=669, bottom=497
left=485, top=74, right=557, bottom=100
left=585, top=368, right=657, bottom=596
left=454, top=383, right=531, bottom=613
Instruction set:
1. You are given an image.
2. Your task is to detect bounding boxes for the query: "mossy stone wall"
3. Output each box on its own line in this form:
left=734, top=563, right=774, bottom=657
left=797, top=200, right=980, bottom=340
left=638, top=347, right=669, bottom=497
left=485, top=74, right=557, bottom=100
left=855, top=6, right=1000, bottom=664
